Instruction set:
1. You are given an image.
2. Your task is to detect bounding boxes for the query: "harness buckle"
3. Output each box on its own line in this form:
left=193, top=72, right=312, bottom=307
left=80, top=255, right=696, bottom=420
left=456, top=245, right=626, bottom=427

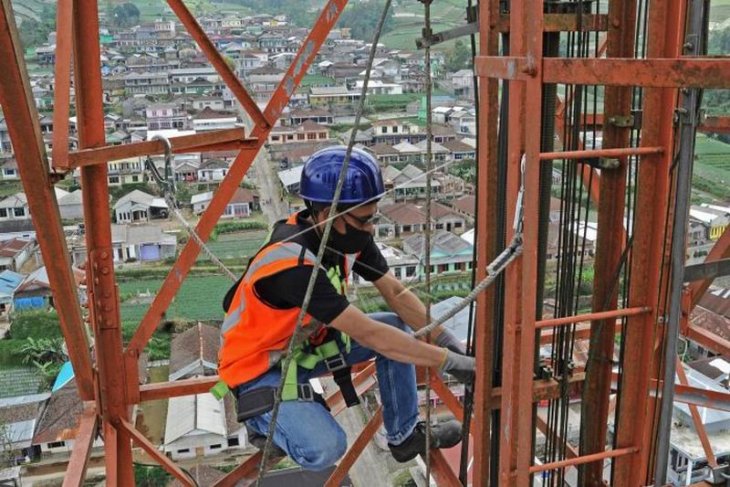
left=297, top=383, right=315, bottom=401
left=325, top=354, right=348, bottom=372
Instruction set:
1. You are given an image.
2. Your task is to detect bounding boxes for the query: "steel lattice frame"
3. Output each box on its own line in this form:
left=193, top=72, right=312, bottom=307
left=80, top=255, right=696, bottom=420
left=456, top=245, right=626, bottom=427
left=1, top=0, right=730, bottom=485
left=474, top=0, right=730, bottom=485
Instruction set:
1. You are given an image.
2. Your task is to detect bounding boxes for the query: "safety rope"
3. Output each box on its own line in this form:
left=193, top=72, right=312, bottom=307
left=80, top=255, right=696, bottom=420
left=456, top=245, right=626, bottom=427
left=255, top=1, right=393, bottom=484
left=415, top=155, right=526, bottom=339
left=421, top=0, right=434, bottom=479
left=144, top=136, right=238, bottom=282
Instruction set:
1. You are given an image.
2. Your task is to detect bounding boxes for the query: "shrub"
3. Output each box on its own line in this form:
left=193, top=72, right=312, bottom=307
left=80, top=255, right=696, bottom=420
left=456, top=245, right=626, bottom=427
left=10, top=310, right=63, bottom=340
left=0, top=339, right=23, bottom=367
left=212, top=221, right=268, bottom=238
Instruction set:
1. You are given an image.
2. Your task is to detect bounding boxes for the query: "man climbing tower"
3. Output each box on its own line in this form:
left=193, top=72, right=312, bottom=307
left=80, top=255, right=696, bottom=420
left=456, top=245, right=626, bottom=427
left=218, top=145, right=475, bottom=470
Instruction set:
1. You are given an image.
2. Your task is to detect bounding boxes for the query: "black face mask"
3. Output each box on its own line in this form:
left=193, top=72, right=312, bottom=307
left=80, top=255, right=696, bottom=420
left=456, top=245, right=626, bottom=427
left=328, top=223, right=371, bottom=254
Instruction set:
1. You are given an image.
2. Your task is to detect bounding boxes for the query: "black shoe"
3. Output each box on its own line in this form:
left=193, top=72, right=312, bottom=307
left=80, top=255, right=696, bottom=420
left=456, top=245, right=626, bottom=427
left=388, top=419, right=463, bottom=463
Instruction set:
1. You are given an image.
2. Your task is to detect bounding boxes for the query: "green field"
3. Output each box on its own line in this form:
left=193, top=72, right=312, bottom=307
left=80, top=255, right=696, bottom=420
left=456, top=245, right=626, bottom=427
left=693, top=134, right=730, bottom=201
left=381, top=0, right=467, bottom=51
left=119, top=274, right=235, bottom=328
left=196, top=230, right=267, bottom=263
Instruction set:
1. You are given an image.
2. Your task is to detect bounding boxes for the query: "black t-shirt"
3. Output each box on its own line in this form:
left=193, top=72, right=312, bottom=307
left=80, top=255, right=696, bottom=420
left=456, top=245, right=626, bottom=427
left=247, top=211, right=389, bottom=324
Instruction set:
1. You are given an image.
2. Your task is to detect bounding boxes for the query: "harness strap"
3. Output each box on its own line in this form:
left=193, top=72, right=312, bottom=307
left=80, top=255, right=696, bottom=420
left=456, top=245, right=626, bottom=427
left=281, top=334, right=358, bottom=406
left=333, top=366, right=360, bottom=407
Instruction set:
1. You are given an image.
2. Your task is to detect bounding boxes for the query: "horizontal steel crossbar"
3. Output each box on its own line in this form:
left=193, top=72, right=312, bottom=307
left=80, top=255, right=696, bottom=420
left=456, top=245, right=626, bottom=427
left=535, top=306, right=652, bottom=329
left=65, top=128, right=254, bottom=168
left=529, top=447, right=638, bottom=473
left=475, top=56, right=730, bottom=89
left=539, top=147, right=664, bottom=160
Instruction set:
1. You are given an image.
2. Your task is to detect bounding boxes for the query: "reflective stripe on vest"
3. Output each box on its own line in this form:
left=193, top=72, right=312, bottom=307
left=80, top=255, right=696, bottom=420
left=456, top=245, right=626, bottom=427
left=218, top=241, right=323, bottom=386
left=218, top=215, right=360, bottom=391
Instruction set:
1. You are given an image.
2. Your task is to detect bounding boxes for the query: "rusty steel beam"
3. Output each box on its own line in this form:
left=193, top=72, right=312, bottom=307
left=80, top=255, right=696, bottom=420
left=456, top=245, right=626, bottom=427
left=474, top=57, right=730, bottom=89
left=543, top=58, right=730, bottom=88
left=67, top=127, right=254, bottom=167
left=676, top=359, right=718, bottom=467
left=530, top=447, right=638, bottom=474
left=473, top=0, right=501, bottom=483
left=165, top=0, right=268, bottom=128
left=103, top=422, right=118, bottom=483
left=539, top=146, right=664, bottom=160
left=535, top=307, right=651, bottom=329
left=579, top=0, right=638, bottom=482
left=474, top=56, right=532, bottom=80
left=614, top=0, right=687, bottom=483
left=118, top=419, right=194, bottom=486
left=699, top=115, right=730, bottom=134
left=428, top=449, right=463, bottom=486
left=128, top=0, right=350, bottom=357
left=139, top=376, right=220, bottom=402
left=51, top=0, right=73, bottom=170
left=73, top=0, right=134, bottom=483
left=62, top=405, right=98, bottom=487
left=0, top=0, right=95, bottom=401
left=138, top=363, right=377, bottom=406
left=683, top=324, right=730, bottom=356
left=496, top=13, right=608, bottom=33
left=323, top=407, right=383, bottom=487
left=689, top=225, right=730, bottom=307
left=674, top=383, right=730, bottom=412
left=493, top=0, right=547, bottom=483
left=429, top=373, right=465, bottom=422
left=507, top=0, right=544, bottom=480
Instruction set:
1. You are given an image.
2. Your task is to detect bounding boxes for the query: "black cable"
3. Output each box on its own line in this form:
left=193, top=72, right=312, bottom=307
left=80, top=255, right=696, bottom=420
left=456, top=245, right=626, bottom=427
left=458, top=0, right=480, bottom=481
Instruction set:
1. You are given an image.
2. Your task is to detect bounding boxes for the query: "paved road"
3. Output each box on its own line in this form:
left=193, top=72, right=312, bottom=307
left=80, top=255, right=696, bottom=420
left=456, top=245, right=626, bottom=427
left=252, top=148, right=289, bottom=224
left=237, top=104, right=288, bottom=225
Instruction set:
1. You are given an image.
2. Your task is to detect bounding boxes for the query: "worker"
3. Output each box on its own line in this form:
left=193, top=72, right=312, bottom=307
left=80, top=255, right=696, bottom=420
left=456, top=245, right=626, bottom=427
left=219, top=146, right=475, bottom=471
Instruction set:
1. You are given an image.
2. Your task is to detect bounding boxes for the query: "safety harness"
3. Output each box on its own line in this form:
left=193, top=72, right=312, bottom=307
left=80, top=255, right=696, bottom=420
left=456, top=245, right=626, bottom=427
left=214, top=213, right=360, bottom=412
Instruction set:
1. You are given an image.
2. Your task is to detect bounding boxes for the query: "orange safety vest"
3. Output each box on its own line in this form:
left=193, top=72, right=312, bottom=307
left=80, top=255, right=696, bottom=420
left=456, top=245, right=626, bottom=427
left=218, top=213, right=357, bottom=388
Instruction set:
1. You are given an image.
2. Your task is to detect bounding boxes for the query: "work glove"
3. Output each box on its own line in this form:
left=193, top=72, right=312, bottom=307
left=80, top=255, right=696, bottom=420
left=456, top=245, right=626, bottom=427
left=439, top=349, right=475, bottom=384
left=434, top=328, right=466, bottom=354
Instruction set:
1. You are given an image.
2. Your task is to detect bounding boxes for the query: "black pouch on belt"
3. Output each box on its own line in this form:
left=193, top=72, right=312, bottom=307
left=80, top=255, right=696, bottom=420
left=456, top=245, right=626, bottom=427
left=236, top=387, right=276, bottom=422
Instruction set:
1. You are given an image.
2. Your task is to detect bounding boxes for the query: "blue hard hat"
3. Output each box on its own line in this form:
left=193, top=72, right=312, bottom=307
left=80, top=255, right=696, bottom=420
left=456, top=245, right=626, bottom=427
left=299, top=146, right=385, bottom=205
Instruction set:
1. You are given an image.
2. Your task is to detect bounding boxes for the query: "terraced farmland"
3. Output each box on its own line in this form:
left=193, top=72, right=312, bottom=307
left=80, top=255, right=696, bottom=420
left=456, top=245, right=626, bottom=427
left=693, top=134, right=730, bottom=201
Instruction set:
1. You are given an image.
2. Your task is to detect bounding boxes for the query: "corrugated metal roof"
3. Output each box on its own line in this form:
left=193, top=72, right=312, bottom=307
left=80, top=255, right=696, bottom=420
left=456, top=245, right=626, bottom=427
left=164, top=392, right=227, bottom=445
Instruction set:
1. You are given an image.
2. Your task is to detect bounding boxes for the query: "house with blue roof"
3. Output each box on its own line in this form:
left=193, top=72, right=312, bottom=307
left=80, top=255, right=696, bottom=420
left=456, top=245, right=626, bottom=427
left=0, top=269, right=25, bottom=316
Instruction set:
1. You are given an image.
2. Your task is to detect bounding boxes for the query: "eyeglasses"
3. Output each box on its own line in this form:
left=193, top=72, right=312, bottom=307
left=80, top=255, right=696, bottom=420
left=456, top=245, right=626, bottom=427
left=342, top=212, right=377, bottom=226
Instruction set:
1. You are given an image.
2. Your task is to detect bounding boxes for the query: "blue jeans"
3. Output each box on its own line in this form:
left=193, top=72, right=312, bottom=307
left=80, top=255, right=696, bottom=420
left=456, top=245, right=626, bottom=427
left=235, top=312, right=419, bottom=471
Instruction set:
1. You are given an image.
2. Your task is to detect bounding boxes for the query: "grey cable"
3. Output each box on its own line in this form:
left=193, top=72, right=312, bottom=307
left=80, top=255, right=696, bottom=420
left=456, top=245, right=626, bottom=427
left=422, top=0, right=434, bottom=479
left=255, top=1, right=393, bottom=484
left=164, top=194, right=239, bottom=282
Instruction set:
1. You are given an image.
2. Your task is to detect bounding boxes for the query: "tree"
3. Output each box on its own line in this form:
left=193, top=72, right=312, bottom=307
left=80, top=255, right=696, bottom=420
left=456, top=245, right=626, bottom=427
left=18, top=3, right=57, bottom=49
left=444, top=40, right=472, bottom=72
left=337, top=0, right=394, bottom=41
left=0, top=421, right=20, bottom=467
left=111, top=2, right=141, bottom=28
left=19, top=337, right=66, bottom=386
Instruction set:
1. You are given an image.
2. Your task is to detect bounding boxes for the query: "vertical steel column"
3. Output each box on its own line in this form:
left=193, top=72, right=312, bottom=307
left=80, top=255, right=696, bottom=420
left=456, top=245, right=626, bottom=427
left=72, top=0, right=133, bottom=483
left=653, top=1, right=708, bottom=481
left=578, top=0, right=637, bottom=482
left=498, top=0, right=544, bottom=483
left=473, top=0, right=500, bottom=484
left=613, top=0, right=686, bottom=483
left=497, top=0, right=528, bottom=478
left=0, top=0, right=95, bottom=401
